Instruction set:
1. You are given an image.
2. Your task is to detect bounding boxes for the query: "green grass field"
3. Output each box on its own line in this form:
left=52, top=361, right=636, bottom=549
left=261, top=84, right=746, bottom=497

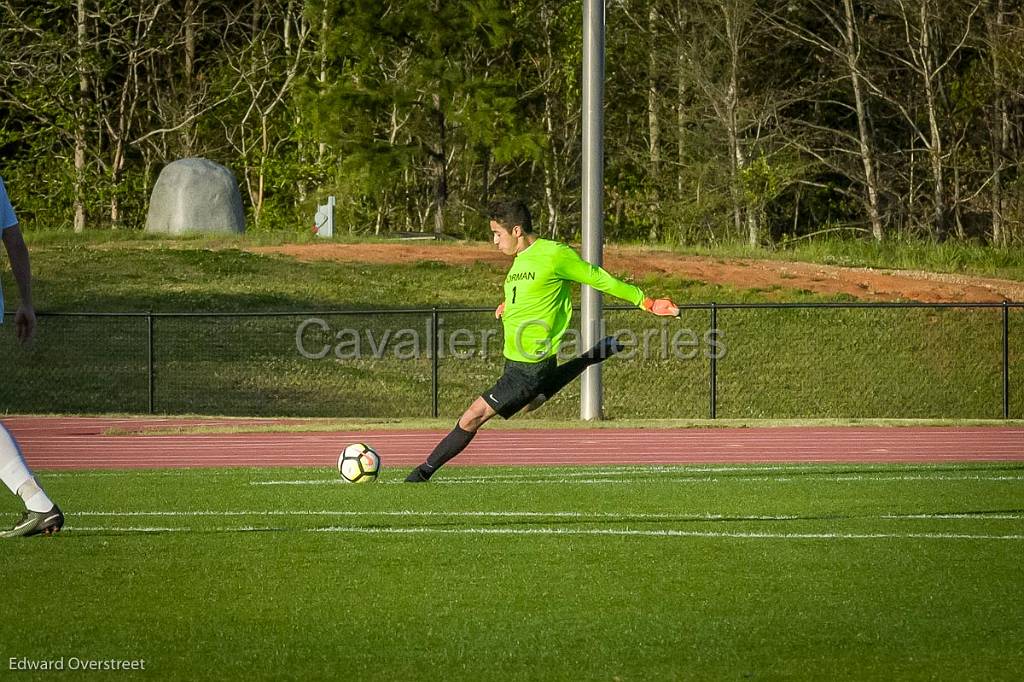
left=3, top=235, right=1022, bottom=676
left=3, top=462, right=1023, bottom=680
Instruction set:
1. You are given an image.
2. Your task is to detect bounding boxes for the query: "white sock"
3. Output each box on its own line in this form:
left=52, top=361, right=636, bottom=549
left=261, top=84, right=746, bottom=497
left=0, top=423, right=32, bottom=495
left=0, top=423, right=54, bottom=512
left=18, top=478, right=55, bottom=513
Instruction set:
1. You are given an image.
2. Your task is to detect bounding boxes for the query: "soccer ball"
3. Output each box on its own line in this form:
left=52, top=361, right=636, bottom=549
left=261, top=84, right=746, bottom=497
left=338, top=443, right=381, bottom=483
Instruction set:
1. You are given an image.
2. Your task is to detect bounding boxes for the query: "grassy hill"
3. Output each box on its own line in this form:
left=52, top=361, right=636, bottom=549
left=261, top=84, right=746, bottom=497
left=1, top=235, right=1020, bottom=420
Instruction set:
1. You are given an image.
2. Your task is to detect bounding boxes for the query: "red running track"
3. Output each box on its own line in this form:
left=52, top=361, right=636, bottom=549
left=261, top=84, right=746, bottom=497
left=4, top=416, right=1023, bottom=470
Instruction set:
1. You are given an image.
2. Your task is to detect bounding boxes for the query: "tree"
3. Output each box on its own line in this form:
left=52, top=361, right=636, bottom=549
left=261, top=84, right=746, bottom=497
left=0, top=0, right=1018, bottom=245
left=864, top=0, right=985, bottom=239
left=983, top=0, right=1024, bottom=245
left=1, top=1, right=86, bottom=228
left=769, top=0, right=886, bottom=241
left=516, top=1, right=581, bottom=240
left=668, top=0, right=785, bottom=245
left=219, top=1, right=313, bottom=229
left=313, top=0, right=538, bottom=236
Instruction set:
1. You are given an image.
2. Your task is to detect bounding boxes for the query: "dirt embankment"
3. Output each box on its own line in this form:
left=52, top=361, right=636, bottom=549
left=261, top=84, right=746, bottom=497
left=250, top=242, right=1023, bottom=303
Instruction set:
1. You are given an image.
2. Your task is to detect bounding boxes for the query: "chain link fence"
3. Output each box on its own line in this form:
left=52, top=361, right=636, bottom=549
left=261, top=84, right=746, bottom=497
left=1, top=303, right=1019, bottom=419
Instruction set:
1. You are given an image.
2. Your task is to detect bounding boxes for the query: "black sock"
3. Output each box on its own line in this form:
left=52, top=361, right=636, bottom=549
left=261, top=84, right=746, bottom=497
left=542, top=337, right=624, bottom=398
left=581, top=336, right=624, bottom=361
left=422, top=424, right=477, bottom=474
left=543, top=356, right=590, bottom=397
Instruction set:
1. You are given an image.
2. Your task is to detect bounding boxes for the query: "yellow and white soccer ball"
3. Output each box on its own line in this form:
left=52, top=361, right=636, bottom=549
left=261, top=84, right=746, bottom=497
left=338, top=443, right=381, bottom=483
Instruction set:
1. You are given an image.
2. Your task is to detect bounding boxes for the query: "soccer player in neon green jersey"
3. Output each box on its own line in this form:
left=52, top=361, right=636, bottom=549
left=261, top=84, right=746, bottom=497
left=405, top=199, right=680, bottom=482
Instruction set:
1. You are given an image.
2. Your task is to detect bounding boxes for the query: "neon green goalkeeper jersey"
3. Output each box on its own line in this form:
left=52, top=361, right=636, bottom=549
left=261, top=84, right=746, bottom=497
left=501, top=239, right=646, bottom=362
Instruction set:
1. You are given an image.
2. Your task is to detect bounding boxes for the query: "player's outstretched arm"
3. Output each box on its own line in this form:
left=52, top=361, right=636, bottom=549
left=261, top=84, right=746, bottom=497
left=553, top=245, right=647, bottom=306
left=553, top=245, right=681, bottom=317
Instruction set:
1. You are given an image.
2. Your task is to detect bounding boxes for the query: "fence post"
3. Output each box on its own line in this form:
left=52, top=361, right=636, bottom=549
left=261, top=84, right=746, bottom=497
left=147, top=312, right=155, bottom=414
left=710, top=303, right=718, bottom=419
left=431, top=307, right=440, bottom=418
left=1003, top=301, right=1010, bottom=419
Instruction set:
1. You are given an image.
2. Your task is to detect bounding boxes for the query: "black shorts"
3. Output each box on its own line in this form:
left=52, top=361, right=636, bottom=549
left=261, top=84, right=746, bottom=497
left=481, top=357, right=559, bottom=419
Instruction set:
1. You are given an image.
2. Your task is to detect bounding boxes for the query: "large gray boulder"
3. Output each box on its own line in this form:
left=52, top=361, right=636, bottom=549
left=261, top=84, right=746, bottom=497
left=145, top=158, right=245, bottom=235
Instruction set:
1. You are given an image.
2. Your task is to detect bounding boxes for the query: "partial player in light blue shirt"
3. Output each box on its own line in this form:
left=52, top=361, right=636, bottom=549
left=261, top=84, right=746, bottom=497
left=0, top=175, right=20, bottom=320
left=0, top=176, right=16, bottom=227
left=0, top=174, right=63, bottom=537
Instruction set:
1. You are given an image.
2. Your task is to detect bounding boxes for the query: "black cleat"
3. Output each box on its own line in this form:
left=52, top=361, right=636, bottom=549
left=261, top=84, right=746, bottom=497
left=2, top=505, right=64, bottom=538
left=404, top=466, right=433, bottom=483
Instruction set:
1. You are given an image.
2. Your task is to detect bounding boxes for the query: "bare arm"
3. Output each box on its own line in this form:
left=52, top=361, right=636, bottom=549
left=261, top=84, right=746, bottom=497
left=2, top=224, right=35, bottom=344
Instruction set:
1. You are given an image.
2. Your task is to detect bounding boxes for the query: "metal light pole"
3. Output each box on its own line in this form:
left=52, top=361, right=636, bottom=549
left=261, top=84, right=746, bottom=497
left=580, top=0, right=605, bottom=421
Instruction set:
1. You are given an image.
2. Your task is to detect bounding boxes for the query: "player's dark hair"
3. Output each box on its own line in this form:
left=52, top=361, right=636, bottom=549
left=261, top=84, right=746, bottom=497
left=488, top=199, right=533, bottom=234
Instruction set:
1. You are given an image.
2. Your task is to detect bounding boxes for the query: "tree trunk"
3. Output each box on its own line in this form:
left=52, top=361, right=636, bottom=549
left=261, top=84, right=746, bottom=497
left=647, top=5, right=661, bottom=241
left=433, top=94, right=447, bottom=236
left=953, top=163, right=964, bottom=239
left=722, top=4, right=756, bottom=245
left=283, top=0, right=292, bottom=52
left=924, top=92, right=948, bottom=239
left=480, top=147, right=491, bottom=208
left=543, top=108, right=559, bottom=239
left=677, top=46, right=686, bottom=198
left=917, top=1, right=949, bottom=239
left=375, top=192, right=387, bottom=235
left=288, top=2, right=309, bottom=204
left=318, top=4, right=329, bottom=163
left=725, top=32, right=743, bottom=236
left=989, top=0, right=1007, bottom=246
left=541, top=7, right=560, bottom=240
left=842, top=0, right=884, bottom=241
left=74, top=0, right=88, bottom=233
left=185, top=0, right=195, bottom=87
left=183, top=0, right=197, bottom=153
left=728, top=123, right=743, bottom=238
left=542, top=93, right=559, bottom=240
left=111, top=137, right=125, bottom=227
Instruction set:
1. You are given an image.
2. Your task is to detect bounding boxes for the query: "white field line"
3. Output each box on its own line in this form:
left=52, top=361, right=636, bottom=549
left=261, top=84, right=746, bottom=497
left=61, top=525, right=1024, bottom=541
left=531, top=468, right=1018, bottom=478
left=32, top=465, right=818, bottom=478
left=72, top=510, right=801, bottom=521
left=69, top=509, right=1024, bottom=521
left=42, top=470, right=254, bottom=478
left=881, top=513, right=1024, bottom=519
left=68, top=507, right=1024, bottom=518
left=41, top=463, right=1023, bottom=479
left=430, top=475, right=1024, bottom=485
left=392, top=466, right=811, bottom=478
left=249, top=473, right=1024, bottom=486
left=45, top=465, right=797, bottom=477
left=309, top=527, right=1024, bottom=540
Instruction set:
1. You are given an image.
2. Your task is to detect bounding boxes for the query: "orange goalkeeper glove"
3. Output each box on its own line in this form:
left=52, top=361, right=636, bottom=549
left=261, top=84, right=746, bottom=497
left=642, top=297, right=680, bottom=318
left=495, top=302, right=505, bottom=319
